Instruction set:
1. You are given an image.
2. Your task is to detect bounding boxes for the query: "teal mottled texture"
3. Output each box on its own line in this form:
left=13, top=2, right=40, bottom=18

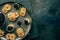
left=31, top=0, right=60, bottom=40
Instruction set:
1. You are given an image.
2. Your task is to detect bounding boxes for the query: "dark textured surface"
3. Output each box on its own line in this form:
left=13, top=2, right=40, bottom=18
left=31, top=0, right=60, bottom=40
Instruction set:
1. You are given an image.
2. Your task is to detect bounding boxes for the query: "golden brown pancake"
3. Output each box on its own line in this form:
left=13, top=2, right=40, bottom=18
left=16, top=28, right=24, bottom=37
left=20, top=7, right=26, bottom=16
left=2, top=4, right=11, bottom=13
left=6, top=34, right=16, bottom=40
left=0, top=29, right=4, bottom=37
left=8, top=13, right=16, bottom=21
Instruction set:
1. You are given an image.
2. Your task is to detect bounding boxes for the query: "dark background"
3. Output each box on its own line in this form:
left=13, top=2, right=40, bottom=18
left=30, top=0, right=60, bottom=40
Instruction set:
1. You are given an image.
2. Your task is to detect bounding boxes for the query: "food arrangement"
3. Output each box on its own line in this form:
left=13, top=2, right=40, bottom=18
left=2, top=4, right=11, bottom=14
left=0, top=2, right=32, bottom=40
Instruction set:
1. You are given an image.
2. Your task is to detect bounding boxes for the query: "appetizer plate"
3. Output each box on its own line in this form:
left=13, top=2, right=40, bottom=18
left=0, top=2, right=32, bottom=40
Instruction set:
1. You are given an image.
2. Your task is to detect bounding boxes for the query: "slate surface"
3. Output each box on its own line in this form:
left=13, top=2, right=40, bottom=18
left=31, top=0, right=60, bottom=40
